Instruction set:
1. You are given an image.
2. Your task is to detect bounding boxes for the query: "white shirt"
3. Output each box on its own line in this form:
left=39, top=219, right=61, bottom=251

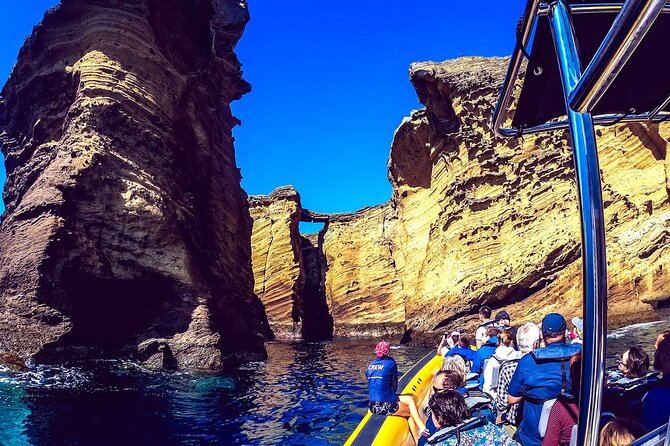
left=482, top=345, right=522, bottom=397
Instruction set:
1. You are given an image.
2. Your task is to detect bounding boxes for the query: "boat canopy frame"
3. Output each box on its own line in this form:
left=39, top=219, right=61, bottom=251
left=493, top=1, right=670, bottom=446
left=492, top=1, right=670, bottom=137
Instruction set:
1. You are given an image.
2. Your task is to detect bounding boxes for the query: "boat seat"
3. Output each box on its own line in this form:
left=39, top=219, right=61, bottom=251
left=511, top=0, right=670, bottom=129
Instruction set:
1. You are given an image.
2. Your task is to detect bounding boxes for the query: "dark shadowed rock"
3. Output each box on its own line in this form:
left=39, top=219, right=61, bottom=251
left=0, top=0, right=271, bottom=369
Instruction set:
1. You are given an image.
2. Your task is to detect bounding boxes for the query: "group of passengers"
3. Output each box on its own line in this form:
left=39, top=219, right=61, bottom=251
left=366, top=305, right=670, bottom=446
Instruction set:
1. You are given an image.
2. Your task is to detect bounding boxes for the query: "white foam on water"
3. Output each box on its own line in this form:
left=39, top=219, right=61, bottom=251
left=0, top=364, right=92, bottom=389
left=607, top=320, right=668, bottom=339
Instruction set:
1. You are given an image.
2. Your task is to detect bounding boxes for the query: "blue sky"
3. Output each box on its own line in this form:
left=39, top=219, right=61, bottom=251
left=0, top=1, right=524, bottom=224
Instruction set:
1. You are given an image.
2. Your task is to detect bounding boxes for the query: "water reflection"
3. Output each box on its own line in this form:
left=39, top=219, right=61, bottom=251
left=0, top=380, right=31, bottom=446
left=0, top=324, right=668, bottom=445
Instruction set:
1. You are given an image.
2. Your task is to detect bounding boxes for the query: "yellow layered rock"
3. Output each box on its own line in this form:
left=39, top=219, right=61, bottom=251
left=249, top=187, right=304, bottom=339
left=322, top=203, right=405, bottom=337
left=249, top=56, right=670, bottom=340
left=392, top=58, right=670, bottom=335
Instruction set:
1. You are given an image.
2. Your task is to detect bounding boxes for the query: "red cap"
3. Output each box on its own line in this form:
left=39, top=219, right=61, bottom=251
left=375, top=340, right=391, bottom=358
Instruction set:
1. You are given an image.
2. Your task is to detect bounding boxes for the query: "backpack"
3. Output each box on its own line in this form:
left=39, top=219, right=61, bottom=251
left=485, top=355, right=520, bottom=397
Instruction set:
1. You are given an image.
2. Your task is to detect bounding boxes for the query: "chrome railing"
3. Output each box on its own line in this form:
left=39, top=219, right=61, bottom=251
left=491, top=1, right=670, bottom=138
left=493, top=1, right=669, bottom=445
left=549, top=4, right=608, bottom=445
left=630, top=423, right=669, bottom=446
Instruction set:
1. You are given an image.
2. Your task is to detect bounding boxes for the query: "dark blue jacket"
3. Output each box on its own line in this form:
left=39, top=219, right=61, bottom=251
left=446, top=346, right=476, bottom=362
left=366, top=356, right=398, bottom=403
left=642, top=375, right=670, bottom=431
left=508, top=341, right=581, bottom=446
left=472, top=337, right=498, bottom=388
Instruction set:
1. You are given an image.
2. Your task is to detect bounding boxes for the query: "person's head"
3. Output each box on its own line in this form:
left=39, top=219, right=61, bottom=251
left=429, top=390, right=468, bottom=429
left=458, top=335, right=471, bottom=349
left=571, top=317, right=584, bottom=339
left=375, top=340, right=391, bottom=358
left=653, top=330, right=670, bottom=374
left=485, top=326, right=500, bottom=343
left=542, top=313, right=567, bottom=344
left=516, top=322, right=542, bottom=354
left=655, top=330, right=670, bottom=350
left=479, top=305, right=492, bottom=321
left=495, top=310, right=511, bottom=327
left=619, top=347, right=649, bottom=378
left=442, top=355, right=467, bottom=380
left=433, top=370, right=464, bottom=394
left=447, top=331, right=460, bottom=348
left=599, top=418, right=645, bottom=446
left=569, top=351, right=582, bottom=397
left=498, top=330, right=515, bottom=348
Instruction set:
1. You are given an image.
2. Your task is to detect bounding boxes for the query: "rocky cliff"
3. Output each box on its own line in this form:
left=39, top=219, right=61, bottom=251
left=392, top=57, right=670, bottom=337
left=248, top=187, right=333, bottom=340
left=250, top=56, right=670, bottom=340
left=321, top=203, right=405, bottom=337
left=0, top=0, right=271, bottom=369
left=249, top=186, right=304, bottom=339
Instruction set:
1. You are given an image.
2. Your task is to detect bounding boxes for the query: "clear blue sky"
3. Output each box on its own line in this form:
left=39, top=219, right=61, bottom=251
left=0, top=1, right=524, bottom=221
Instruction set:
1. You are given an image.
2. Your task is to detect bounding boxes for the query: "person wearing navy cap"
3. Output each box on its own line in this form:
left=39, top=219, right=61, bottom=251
left=496, top=310, right=518, bottom=350
left=506, top=314, right=581, bottom=446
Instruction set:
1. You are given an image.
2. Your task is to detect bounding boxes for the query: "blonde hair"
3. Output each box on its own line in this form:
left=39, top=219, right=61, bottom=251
left=599, top=420, right=637, bottom=446
left=442, top=355, right=467, bottom=380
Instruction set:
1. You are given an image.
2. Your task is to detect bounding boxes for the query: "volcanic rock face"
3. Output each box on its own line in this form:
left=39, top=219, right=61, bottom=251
left=392, top=58, right=670, bottom=335
left=249, top=187, right=334, bottom=340
left=321, top=203, right=405, bottom=337
left=249, top=186, right=304, bottom=339
left=250, top=56, right=670, bottom=339
left=0, top=0, right=271, bottom=369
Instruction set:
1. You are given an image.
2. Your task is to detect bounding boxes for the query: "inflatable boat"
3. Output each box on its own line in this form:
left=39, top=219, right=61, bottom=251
left=344, top=353, right=442, bottom=446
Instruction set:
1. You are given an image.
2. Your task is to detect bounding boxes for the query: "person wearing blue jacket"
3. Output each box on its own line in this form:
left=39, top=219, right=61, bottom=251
left=366, top=340, right=425, bottom=437
left=472, top=327, right=500, bottom=388
left=641, top=330, right=670, bottom=431
left=507, top=313, right=581, bottom=446
left=445, top=336, right=477, bottom=363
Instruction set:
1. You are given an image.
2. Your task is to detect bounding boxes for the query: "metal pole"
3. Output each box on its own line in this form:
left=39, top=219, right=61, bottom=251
left=492, top=0, right=543, bottom=137
left=650, top=94, right=670, bottom=120
left=549, top=3, right=608, bottom=446
left=568, top=0, right=667, bottom=113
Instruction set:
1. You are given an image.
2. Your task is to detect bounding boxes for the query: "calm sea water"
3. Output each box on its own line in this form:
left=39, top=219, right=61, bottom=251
left=0, top=321, right=668, bottom=446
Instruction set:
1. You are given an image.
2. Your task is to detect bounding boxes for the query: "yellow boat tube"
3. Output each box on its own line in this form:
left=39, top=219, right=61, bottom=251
left=344, top=352, right=443, bottom=446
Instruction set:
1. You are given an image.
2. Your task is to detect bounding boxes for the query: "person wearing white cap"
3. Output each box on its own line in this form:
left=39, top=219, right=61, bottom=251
left=570, top=317, right=583, bottom=345
left=437, top=331, right=461, bottom=356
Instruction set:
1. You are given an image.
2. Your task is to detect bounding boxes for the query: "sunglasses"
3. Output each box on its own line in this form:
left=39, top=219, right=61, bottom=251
left=432, top=386, right=458, bottom=394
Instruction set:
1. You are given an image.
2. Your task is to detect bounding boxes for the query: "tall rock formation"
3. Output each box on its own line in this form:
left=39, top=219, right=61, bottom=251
left=321, top=203, right=405, bottom=337
left=249, top=186, right=304, bottom=339
left=249, top=56, right=670, bottom=340
left=393, top=57, right=670, bottom=336
left=248, top=187, right=333, bottom=340
left=0, top=0, right=271, bottom=369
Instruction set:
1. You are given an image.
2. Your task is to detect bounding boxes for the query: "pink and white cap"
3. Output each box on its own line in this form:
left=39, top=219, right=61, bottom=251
left=375, top=340, right=391, bottom=358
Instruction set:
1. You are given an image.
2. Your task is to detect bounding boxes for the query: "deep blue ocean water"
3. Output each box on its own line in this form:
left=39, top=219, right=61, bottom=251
left=0, top=321, right=668, bottom=446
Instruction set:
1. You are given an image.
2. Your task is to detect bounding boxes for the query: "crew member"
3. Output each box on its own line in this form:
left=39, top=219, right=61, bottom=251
left=366, top=340, right=425, bottom=438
